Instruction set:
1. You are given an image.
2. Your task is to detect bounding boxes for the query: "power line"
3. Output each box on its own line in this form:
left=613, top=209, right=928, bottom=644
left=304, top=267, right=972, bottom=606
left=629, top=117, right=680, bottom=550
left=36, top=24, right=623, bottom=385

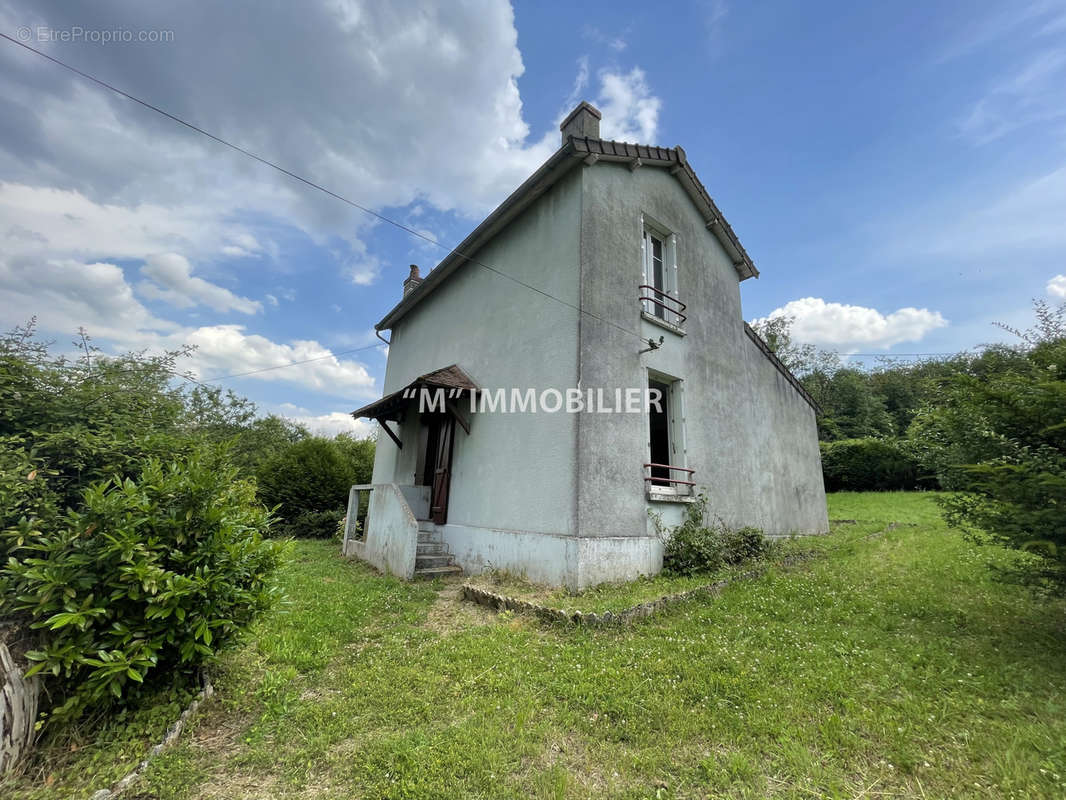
left=0, top=33, right=649, bottom=347
left=29, top=338, right=386, bottom=384
left=0, top=34, right=979, bottom=374
left=204, top=341, right=385, bottom=382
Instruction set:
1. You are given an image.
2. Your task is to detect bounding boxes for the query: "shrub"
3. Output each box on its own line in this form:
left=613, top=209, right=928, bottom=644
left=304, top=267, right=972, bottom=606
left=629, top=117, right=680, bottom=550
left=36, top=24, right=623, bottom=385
left=256, top=436, right=374, bottom=536
left=272, top=508, right=346, bottom=539
left=916, top=325, right=1066, bottom=591
left=720, top=526, right=768, bottom=564
left=819, top=437, right=929, bottom=492
left=659, top=495, right=767, bottom=576
left=0, top=449, right=286, bottom=727
left=0, top=323, right=285, bottom=734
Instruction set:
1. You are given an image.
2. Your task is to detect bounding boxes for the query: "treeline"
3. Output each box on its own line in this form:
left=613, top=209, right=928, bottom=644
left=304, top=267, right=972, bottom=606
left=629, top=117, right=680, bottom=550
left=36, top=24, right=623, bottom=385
left=179, top=380, right=374, bottom=538
left=0, top=321, right=372, bottom=741
left=753, top=300, right=1066, bottom=592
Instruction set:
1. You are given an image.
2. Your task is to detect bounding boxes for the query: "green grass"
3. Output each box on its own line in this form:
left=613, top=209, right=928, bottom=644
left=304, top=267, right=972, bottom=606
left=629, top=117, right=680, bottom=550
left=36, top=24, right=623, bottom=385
left=5, top=492, right=1066, bottom=799
left=464, top=492, right=933, bottom=614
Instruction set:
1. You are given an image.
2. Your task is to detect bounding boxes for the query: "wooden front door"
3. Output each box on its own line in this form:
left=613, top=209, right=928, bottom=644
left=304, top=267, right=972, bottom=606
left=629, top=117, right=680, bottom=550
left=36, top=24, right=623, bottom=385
left=429, top=415, right=455, bottom=524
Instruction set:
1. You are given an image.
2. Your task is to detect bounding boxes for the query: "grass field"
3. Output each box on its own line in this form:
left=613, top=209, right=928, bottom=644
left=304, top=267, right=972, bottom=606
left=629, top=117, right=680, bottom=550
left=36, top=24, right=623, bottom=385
left=5, top=492, right=1066, bottom=799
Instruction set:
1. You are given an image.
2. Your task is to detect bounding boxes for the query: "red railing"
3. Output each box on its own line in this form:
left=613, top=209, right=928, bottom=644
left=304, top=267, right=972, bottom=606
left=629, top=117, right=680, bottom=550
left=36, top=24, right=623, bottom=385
left=643, top=462, right=696, bottom=489
left=638, top=285, right=686, bottom=326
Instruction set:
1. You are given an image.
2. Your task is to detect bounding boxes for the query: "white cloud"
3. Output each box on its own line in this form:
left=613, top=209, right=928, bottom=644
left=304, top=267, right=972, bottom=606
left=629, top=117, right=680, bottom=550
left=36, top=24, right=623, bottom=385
left=220, top=244, right=258, bottom=258
left=597, top=68, right=661, bottom=143
left=0, top=257, right=176, bottom=341
left=139, top=253, right=262, bottom=314
left=0, top=0, right=565, bottom=233
left=346, top=258, right=382, bottom=287
left=175, top=325, right=376, bottom=394
left=0, top=255, right=377, bottom=398
left=1049, top=274, right=1066, bottom=298
left=561, top=56, right=591, bottom=113
left=284, top=411, right=377, bottom=438
left=754, top=297, right=948, bottom=350
left=582, top=26, right=628, bottom=52
left=0, top=1, right=667, bottom=305
left=0, top=0, right=668, bottom=412
left=0, top=182, right=255, bottom=263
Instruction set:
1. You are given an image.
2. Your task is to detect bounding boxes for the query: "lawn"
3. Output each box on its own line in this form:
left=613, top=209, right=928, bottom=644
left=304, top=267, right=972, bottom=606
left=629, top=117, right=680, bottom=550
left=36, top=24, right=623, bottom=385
left=5, top=492, right=1066, bottom=799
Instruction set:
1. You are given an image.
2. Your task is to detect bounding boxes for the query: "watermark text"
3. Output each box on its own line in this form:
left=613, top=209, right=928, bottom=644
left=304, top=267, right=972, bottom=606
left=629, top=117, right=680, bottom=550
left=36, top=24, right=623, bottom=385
left=16, top=25, right=175, bottom=44
left=403, top=386, right=663, bottom=414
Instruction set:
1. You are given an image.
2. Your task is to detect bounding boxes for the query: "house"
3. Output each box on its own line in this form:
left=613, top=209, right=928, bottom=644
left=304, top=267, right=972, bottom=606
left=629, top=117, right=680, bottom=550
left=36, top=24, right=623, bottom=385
left=344, top=101, right=828, bottom=589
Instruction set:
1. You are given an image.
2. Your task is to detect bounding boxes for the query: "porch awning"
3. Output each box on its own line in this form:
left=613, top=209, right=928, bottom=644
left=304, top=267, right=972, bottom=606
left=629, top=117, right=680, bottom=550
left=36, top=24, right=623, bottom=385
left=351, top=365, right=479, bottom=447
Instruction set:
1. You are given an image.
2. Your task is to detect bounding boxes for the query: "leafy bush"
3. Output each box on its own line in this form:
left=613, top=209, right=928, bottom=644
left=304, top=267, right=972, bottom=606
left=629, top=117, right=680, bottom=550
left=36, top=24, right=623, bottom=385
left=0, top=322, right=284, bottom=730
left=273, top=508, right=346, bottom=539
left=256, top=436, right=374, bottom=537
left=819, top=437, right=930, bottom=491
left=1, top=450, right=286, bottom=726
left=913, top=313, right=1066, bottom=591
left=659, top=495, right=767, bottom=576
left=720, top=526, right=768, bottom=564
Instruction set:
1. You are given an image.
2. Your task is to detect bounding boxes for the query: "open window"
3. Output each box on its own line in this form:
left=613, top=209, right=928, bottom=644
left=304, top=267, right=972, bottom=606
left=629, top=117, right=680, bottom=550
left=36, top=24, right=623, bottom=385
left=640, top=215, right=685, bottom=328
left=645, top=372, right=693, bottom=495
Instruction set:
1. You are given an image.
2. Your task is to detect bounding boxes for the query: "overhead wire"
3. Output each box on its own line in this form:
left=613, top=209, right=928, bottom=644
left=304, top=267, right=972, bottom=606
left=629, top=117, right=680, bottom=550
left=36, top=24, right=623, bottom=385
left=0, top=33, right=649, bottom=349
left=0, top=33, right=977, bottom=381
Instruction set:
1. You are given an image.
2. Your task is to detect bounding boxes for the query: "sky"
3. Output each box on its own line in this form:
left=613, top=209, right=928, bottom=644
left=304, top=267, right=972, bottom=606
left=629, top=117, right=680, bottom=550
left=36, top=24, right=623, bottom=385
left=1, top=0, right=1065, bottom=436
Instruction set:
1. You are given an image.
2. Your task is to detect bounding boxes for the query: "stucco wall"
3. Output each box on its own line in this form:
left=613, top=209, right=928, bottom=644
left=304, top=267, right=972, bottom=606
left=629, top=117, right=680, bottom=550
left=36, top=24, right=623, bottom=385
left=370, top=168, right=582, bottom=542
left=577, top=162, right=828, bottom=562
left=364, top=156, right=826, bottom=589
left=441, top=523, right=578, bottom=587
left=343, top=484, right=418, bottom=579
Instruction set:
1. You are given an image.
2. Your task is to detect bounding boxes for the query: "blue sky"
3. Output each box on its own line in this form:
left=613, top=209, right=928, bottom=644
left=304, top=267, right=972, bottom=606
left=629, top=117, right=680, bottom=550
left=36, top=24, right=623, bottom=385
left=1, top=0, right=1064, bottom=434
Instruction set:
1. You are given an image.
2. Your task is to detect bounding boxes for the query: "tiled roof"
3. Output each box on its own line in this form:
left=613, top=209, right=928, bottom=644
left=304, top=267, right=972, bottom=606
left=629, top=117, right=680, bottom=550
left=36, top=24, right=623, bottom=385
left=376, top=135, right=758, bottom=330
left=416, top=364, right=479, bottom=391
left=570, top=137, right=757, bottom=281
left=351, top=364, right=478, bottom=420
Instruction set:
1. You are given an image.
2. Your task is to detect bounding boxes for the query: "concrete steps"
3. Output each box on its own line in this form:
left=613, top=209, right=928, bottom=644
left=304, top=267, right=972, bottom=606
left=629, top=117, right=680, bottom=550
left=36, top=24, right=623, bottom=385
left=413, top=564, right=464, bottom=578
left=413, top=519, right=462, bottom=579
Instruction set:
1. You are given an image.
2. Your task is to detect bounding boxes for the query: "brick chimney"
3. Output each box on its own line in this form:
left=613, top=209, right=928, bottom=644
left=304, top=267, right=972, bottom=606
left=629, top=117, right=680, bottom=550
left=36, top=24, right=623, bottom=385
left=560, top=101, right=601, bottom=144
left=402, top=264, right=423, bottom=296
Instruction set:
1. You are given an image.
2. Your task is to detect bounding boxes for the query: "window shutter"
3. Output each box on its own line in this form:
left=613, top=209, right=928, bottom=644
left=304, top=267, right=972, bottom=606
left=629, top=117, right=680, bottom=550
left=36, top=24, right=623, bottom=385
left=639, top=214, right=648, bottom=313
left=669, top=233, right=679, bottom=299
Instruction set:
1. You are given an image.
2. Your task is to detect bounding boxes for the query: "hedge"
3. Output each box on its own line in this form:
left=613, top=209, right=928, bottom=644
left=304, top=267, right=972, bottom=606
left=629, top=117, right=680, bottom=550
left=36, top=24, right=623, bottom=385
left=819, top=437, right=934, bottom=492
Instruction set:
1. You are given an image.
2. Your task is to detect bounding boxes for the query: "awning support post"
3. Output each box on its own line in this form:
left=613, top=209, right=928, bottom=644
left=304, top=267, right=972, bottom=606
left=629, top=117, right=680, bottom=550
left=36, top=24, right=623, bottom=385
left=377, top=419, right=403, bottom=449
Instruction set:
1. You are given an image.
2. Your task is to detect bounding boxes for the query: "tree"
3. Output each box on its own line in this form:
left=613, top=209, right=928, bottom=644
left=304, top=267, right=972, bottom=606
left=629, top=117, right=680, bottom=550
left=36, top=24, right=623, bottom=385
left=815, top=368, right=895, bottom=440
left=0, top=322, right=284, bottom=729
left=915, top=302, right=1066, bottom=592
left=751, top=315, right=964, bottom=442
left=255, top=435, right=375, bottom=537
left=749, top=315, right=840, bottom=376
left=228, top=414, right=309, bottom=474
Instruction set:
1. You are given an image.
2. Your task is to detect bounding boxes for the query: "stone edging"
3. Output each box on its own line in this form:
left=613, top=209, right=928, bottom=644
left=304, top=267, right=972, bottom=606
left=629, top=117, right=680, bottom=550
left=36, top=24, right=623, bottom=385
left=461, top=525, right=895, bottom=627
left=88, top=675, right=213, bottom=800
left=461, top=570, right=762, bottom=627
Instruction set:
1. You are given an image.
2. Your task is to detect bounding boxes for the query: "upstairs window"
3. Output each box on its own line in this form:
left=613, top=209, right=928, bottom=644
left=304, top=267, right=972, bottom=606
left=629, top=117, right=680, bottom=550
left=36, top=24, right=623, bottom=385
left=640, top=216, right=685, bottom=328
